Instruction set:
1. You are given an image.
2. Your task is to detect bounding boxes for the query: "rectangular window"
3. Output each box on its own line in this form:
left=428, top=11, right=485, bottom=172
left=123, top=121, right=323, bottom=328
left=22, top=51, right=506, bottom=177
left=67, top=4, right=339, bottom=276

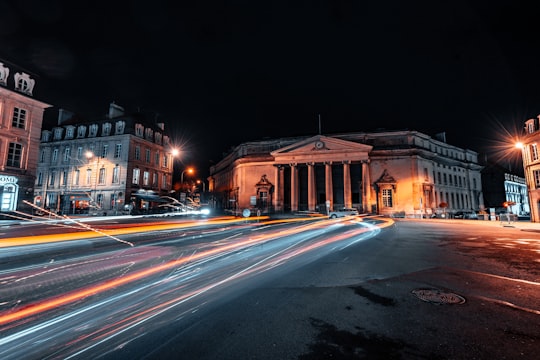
left=155, top=151, right=160, bottom=165
left=382, top=189, right=393, bottom=207
left=114, top=144, right=122, bottom=158
left=37, top=172, right=43, bottom=186
left=49, top=171, right=56, bottom=186
left=52, top=148, right=58, bottom=163
left=64, top=147, right=71, bottom=162
left=101, top=144, right=109, bottom=158
left=112, top=166, right=120, bottom=184
left=62, top=171, right=68, bottom=185
left=145, top=149, right=151, bottom=163
left=162, top=154, right=168, bottom=167
left=74, top=169, right=80, bottom=185
left=40, top=150, right=45, bottom=162
left=86, top=169, right=92, bottom=185
left=12, top=107, right=26, bottom=129
left=97, top=194, right=103, bottom=208
left=77, top=147, right=83, bottom=159
left=7, top=143, right=23, bottom=167
left=132, top=168, right=140, bottom=184
left=143, top=171, right=150, bottom=186
left=153, top=172, right=158, bottom=186
left=98, top=168, right=106, bottom=184
left=530, top=144, right=539, bottom=161
left=135, top=146, right=141, bottom=160
left=534, top=170, right=540, bottom=188
left=162, top=174, right=167, bottom=188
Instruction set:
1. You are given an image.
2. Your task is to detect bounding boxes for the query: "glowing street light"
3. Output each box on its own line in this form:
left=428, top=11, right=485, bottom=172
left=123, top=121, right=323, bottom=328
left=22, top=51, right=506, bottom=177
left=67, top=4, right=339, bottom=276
left=181, top=167, right=194, bottom=184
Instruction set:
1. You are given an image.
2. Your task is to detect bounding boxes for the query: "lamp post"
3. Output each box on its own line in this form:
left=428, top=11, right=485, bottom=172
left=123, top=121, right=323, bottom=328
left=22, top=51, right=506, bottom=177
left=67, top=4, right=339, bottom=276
left=181, top=167, right=194, bottom=184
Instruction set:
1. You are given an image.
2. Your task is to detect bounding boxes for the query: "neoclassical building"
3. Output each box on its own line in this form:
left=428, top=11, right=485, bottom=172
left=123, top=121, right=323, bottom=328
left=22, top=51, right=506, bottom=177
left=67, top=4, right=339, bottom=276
left=0, top=60, right=51, bottom=213
left=518, top=116, right=540, bottom=222
left=34, top=103, right=175, bottom=215
left=208, top=130, right=485, bottom=218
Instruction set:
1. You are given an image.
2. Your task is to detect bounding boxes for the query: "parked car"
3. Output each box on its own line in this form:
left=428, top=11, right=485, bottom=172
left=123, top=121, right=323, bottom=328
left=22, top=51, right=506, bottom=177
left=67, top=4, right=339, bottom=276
left=453, top=211, right=478, bottom=219
left=329, top=208, right=359, bottom=218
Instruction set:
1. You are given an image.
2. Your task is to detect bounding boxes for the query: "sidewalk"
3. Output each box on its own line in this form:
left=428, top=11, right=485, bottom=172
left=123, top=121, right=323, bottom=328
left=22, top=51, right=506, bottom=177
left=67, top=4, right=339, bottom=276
left=400, top=217, right=540, bottom=232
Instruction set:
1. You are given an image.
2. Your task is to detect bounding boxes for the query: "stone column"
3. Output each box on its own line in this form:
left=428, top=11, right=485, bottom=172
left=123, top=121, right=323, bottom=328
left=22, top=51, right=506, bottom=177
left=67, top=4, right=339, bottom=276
left=290, top=163, right=298, bottom=212
left=278, top=165, right=284, bottom=212
left=325, top=162, right=333, bottom=210
left=362, top=160, right=371, bottom=213
left=342, top=161, right=351, bottom=209
left=308, top=162, right=316, bottom=211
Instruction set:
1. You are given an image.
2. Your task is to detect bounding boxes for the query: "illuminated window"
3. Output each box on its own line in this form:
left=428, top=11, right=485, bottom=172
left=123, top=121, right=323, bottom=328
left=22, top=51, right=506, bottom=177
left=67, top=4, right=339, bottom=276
left=382, top=188, right=393, bottom=207
left=7, top=143, right=23, bottom=167
left=534, top=170, right=540, bottom=188
left=98, top=168, right=106, bottom=184
left=12, top=107, right=26, bottom=129
left=143, top=171, right=150, bottom=186
left=73, top=170, right=80, bottom=185
left=133, top=168, right=140, bottom=184
left=112, top=166, right=120, bottom=184
left=86, top=169, right=92, bottom=185
left=530, top=144, right=539, bottom=161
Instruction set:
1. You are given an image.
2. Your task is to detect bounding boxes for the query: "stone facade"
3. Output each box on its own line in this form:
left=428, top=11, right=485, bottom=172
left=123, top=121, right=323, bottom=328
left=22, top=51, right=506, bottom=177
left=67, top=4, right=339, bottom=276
left=518, top=117, right=540, bottom=222
left=34, top=103, right=175, bottom=216
left=208, top=130, right=485, bottom=218
left=0, top=60, right=51, bottom=214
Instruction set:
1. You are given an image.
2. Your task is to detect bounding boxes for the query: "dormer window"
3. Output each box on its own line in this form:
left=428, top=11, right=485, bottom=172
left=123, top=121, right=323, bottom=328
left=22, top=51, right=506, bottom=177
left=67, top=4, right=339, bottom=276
left=53, top=127, right=63, bottom=140
left=14, top=72, right=35, bottom=95
left=0, top=63, right=9, bottom=86
left=135, top=124, right=144, bottom=137
left=115, top=120, right=125, bottom=134
left=89, top=124, right=98, bottom=137
left=41, top=130, right=51, bottom=142
left=145, top=128, right=154, bottom=141
left=155, top=132, right=162, bottom=145
left=65, top=126, right=75, bottom=139
left=102, top=122, right=112, bottom=136
left=77, top=125, right=86, bottom=138
left=163, top=135, right=170, bottom=146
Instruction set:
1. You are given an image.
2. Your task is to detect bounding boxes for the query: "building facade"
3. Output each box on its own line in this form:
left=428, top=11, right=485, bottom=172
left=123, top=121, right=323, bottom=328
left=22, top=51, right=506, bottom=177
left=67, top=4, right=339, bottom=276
left=518, top=116, right=540, bottom=222
left=208, top=130, right=485, bottom=218
left=34, top=103, right=175, bottom=215
left=481, top=160, right=529, bottom=216
left=0, top=60, right=51, bottom=214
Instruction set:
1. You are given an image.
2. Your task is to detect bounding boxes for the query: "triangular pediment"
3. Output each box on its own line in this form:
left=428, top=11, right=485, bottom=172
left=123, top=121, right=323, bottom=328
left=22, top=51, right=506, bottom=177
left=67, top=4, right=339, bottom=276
left=271, top=135, right=372, bottom=163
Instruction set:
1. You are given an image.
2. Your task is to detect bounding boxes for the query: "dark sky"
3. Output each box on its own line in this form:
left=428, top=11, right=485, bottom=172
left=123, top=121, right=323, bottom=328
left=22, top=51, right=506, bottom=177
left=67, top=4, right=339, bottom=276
left=2, top=0, right=539, bottom=177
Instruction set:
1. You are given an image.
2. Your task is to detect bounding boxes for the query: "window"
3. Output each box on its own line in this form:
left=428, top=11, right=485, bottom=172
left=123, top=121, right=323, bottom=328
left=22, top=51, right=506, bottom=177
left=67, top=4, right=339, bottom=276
left=112, top=166, right=120, bottom=184
left=145, top=149, right=151, bottom=163
left=73, top=169, right=80, bottom=185
left=423, top=168, right=428, bottom=181
left=135, top=146, right=141, bottom=160
left=40, top=150, right=46, bottom=163
left=62, top=171, right=68, bottom=186
left=101, top=144, right=108, bottom=158
left=66, top=127, right=74, bottom=139
left=12, top=107, right=26, bottom=129
left=7, top=143, right=23, bottom=167
left=162, top=174, right=168, bottom=188
left=86, top=169, right=92, bottom=185
left=51, top=148, right=58, bottom=163
left=98, top=168, right=106, bottom=184
left=97, top=194, right=103, bottom=209
left=77, top=147, right=83, bottom=159
left=155, top=151, right=160, bottom=165
left=54, top=128, right=63, bottom=140
left=153, top=172, right=158, bottom=186
left=37, top=172, right=43, bottom=186
left=162, top=154, right=168, bottom=167
left=64, top=147, right=71, bottom=162
left=89, top=124, right=98, bottom=137
left=132, top=168, right=140, bottom=184
left=382, top=189, right=393, bottom=207
left=530, top=144, right=539, bottom=162
left=115, top=121, right=125, bottom=135
left=77, top=126, right=86, bottom=138
left=143, top=171, right=150, bottom=186
left=534, top=170, right=540, bottom=188
left=102, top=122, right=112, bottom=136
left=135, top=124, right=144, bottom=137
left=49, top=171, right=56, bottom=186
left=114, top=144, right=122, bottom=158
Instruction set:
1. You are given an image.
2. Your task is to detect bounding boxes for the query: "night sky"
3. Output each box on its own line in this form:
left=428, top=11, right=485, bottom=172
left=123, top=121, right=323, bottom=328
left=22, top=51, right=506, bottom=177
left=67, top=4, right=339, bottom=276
left=2, top=0, right=539, bottom=177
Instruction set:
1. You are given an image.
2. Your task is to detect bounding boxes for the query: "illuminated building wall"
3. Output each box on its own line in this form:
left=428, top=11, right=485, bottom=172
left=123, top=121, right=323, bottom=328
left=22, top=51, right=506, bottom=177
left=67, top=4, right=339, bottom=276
left=34, top=103, right=174, bottom=215
left=0, top=60, right=52, bottom=214
left=519, top=117, right=540, bottom=222
left=209, top=130, right=485, bottom=218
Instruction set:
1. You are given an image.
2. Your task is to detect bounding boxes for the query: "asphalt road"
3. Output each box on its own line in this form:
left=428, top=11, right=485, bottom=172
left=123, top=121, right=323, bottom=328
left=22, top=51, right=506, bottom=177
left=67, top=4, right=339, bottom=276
left=107, top=219, right=540, bottom=360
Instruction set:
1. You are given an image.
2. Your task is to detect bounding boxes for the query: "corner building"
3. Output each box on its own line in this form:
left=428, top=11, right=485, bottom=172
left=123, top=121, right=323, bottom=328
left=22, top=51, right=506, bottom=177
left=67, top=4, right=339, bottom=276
left=0, top=60, right=51, bottom=213
left=208, top=130, right=484, bottom=218
left=519, top=116, right=540, bottom=222
left=34, top=103, right=175, bottom=215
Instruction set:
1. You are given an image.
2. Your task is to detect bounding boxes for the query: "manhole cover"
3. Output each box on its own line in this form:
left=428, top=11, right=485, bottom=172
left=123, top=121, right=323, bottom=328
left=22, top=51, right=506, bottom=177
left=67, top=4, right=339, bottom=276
left=411, top=289, right=466, bottom=304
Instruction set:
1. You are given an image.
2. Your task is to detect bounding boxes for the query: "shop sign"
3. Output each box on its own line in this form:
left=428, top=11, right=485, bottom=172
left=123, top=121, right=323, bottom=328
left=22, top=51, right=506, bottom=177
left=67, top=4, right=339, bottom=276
left=0, top=175, right=18, bottom=184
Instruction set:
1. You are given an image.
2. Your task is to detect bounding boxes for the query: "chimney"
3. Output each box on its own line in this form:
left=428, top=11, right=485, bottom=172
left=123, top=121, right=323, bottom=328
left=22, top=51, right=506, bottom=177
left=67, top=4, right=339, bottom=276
left=108, top=102, right=125, bottom=119
left=57, top=108, right=74, bottom=125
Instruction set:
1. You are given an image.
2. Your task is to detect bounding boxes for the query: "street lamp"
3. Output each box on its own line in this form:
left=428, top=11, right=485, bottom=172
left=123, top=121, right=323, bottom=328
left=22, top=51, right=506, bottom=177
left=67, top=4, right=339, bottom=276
left=181, top=167, right=194, bottom=184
